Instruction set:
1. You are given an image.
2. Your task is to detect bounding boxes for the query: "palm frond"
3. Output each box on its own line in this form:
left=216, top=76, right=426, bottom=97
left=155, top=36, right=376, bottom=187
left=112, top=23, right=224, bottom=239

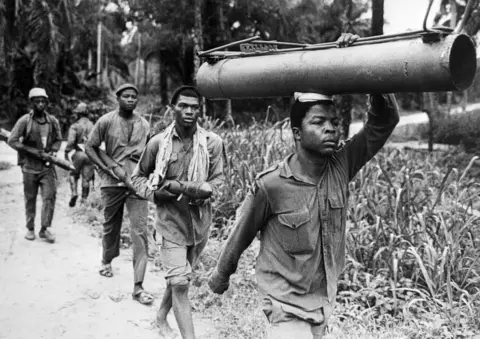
left=25, top=0, right=64, bottom=57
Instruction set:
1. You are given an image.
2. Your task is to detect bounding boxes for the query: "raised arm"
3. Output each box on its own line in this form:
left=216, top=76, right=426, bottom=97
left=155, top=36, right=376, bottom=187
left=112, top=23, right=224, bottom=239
left=345, top=94, right=400, bottom=180
left=208, top=182, right=270, bottom=294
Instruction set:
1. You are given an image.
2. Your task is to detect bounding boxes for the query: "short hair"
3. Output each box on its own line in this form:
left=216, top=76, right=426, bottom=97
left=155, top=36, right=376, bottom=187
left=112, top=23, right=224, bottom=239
left=170, top=86, right=201, bottom=105
left=290, top=100, right=336, bottom=130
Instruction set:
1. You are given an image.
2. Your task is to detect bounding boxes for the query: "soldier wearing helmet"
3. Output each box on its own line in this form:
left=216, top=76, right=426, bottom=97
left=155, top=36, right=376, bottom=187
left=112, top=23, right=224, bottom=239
left=7, top=87, right=62, bottom=243
left=65, top=102, right=95, bottom=207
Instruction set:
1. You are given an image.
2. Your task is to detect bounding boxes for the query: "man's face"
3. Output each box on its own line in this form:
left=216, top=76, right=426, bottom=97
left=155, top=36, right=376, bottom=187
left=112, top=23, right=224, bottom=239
left=31, top=97, right=47, bottom=113
left=294, top=103, right=341, bottom=156
left=173, top=95, right=200, bottom=128
left=118, top=89, right=138, bottom=111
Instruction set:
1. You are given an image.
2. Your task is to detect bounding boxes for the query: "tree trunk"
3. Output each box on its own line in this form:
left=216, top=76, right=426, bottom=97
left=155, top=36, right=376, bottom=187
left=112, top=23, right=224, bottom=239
left=135, top=31, right=141, bottom=88
left=159, top=51, right=168, bottom=105
left=218, top=0, right=233, bottom=124
left=96, top=21, right=102, bottom=88
left=446, top=0, right=457, bottom=112
left=193, top=0, right=203, bottom=79
left=88, top=48, right=93, bottom=71
left=371, top=0, right=384, bottom=36
left=144, top=57, right=148, bottom=93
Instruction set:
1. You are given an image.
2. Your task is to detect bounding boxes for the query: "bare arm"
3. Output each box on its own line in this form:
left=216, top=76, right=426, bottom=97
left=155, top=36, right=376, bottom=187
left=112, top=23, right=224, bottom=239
left=64, top=125, right=77, bottom=159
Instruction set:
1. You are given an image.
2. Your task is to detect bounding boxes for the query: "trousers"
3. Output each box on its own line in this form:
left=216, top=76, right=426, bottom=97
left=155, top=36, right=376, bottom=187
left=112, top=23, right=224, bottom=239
left=23, top=168, right=56, bottom=230
left=101, top=187, right=149, bottom=284
left=262, top=298, right=328, bottom=339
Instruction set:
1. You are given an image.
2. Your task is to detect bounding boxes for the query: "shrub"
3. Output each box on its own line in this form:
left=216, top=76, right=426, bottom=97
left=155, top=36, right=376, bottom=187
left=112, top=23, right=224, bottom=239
left=433, top=110, right=480, bottom=153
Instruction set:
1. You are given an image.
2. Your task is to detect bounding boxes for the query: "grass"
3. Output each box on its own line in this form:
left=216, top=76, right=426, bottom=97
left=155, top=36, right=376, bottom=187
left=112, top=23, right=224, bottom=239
left=72, top=119, right=480, bottom=338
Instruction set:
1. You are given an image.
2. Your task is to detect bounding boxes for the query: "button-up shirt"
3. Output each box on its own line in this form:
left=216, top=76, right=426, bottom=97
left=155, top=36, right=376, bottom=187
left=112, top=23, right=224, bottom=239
left=210, top=94, right=399, bottom=322
left=8, top=111, right=63, bottom=173
left=86, top=110, right=150, bottom=188
left=65, top=117, right=94, bottom=153
left=131, top=127, right=225, bottom=246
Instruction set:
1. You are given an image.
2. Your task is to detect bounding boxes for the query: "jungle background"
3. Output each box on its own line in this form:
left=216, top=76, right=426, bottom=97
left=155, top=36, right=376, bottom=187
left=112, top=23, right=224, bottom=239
left=1, top=0, right=480, bottom=338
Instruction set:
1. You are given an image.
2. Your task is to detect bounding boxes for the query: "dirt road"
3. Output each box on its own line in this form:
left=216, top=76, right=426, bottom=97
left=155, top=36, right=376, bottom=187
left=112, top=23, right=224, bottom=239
left=0, top=142, right=214, bottom=339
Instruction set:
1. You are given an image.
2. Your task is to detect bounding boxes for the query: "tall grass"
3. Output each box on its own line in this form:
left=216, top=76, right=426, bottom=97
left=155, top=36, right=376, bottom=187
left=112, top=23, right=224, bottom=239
left=74, top=118, right=480, bottom=338
left=196, top=119, right=480, bottom=338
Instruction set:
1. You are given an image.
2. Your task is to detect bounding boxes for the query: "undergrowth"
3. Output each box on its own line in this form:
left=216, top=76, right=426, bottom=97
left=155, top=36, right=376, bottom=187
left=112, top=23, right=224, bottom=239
left=73, top=120, right=480, bottom=338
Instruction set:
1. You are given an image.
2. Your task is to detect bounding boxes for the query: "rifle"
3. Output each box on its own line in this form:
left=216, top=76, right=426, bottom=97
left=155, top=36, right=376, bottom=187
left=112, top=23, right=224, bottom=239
left=97, top=148, right=213, bottom=200
left=163, top=180, right=212, bottom=200
left=97, top=148, right=138, bottom=193
left=1, top=128, right=76, bottom=172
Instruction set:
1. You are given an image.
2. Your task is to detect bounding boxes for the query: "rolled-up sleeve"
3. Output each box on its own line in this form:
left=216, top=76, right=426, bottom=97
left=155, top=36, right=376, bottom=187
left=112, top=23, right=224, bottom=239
left=209, top=182, right=269, bottom=292
left=65, top=125, right=77, bottom=153
left=50, top=117, right=63, bottom=152
left=207, top=135, right=225, bottom=199
left=7, top=116, right=28, bottom=150
left=345, top=94, right=400, bottom=180
left=131, top=137, right=160, bottom=203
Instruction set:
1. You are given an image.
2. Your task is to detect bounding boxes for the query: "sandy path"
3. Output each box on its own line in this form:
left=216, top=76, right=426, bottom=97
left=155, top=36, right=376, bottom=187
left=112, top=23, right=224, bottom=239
left=0, top=141, right=215, bottom=339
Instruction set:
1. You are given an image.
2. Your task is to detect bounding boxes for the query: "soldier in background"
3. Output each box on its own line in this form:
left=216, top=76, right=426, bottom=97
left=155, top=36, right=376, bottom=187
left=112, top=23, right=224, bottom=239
left=7, top=87, right=62, bottom=243
left=65, top=102, right=95, bottom=207
left=85, top=83, right=154, bottom=305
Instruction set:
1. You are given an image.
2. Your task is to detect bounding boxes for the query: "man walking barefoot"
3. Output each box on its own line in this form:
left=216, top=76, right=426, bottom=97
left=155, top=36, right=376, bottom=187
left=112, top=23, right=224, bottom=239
left=85, top=83, right=154, bottom=305
left=8, top=87, right=62, bottom=243
left=65, top=102, right=95, bottom=207
left=208, top=34, right=400, bottom=339
left=131, top=86, right=225, bottom=339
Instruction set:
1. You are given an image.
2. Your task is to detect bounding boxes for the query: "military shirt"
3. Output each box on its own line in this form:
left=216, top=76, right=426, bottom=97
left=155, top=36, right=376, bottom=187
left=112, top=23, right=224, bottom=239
left=65, top=117, right=94, bottom=153
left=8, top=112, right=62, bottom=174
left=86, top=110, right=150, bottom=188
left=131, top=127, right=225, bottom=246
left=210, top=94, right=400, bottom=322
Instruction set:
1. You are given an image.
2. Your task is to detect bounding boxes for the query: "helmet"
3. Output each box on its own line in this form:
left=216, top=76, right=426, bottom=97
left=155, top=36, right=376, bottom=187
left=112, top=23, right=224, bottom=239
left=28, top=88, right=49, bottom=99
left=74, top=102, right=88, bottom=114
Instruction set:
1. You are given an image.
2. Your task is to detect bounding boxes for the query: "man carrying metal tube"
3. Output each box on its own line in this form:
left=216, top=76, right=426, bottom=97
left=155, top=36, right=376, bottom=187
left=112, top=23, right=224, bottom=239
left=207, top=33, right=400, bottom=339
left=85, top=83, right=154, bottom=305
left=65, top=102, right=95, bottom=207
left=131, top=86, right=225, bottom=339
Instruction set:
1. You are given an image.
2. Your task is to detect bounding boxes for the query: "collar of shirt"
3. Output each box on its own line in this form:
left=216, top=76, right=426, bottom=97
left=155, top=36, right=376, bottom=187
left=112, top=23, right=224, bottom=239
left=279, top=154, right=325, bottom=186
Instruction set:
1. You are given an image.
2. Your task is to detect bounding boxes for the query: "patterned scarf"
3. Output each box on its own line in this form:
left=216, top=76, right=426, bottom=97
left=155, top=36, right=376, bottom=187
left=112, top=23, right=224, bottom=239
left=148, top=122, right=210, bottom=191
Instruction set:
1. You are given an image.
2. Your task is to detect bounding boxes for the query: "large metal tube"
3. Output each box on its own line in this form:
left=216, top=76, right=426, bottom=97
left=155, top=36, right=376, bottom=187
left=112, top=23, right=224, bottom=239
left=196, top=34, right=477, bottom=99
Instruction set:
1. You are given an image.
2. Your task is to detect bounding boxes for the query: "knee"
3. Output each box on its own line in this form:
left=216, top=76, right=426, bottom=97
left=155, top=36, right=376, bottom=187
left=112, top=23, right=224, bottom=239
left=171, top=282, right=190, bottom=295
left=168, top=276, right=190, bottom=288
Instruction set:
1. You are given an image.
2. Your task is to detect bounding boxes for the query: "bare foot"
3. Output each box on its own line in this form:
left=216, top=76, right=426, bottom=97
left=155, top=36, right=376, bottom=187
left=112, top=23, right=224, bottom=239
left=155, top=313, right=176, bottom=338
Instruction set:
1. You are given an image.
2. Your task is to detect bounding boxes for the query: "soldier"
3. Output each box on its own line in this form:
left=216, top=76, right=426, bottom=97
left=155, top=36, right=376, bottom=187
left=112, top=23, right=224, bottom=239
left=131, top=86, right=225, bottom=339
left=65, top=102, right=95, bottom=207
left=8, top=87, right=62, bottom=243
left=208, top=34, right=400, bottom=339
left=85, top=83, right=154, bottom=305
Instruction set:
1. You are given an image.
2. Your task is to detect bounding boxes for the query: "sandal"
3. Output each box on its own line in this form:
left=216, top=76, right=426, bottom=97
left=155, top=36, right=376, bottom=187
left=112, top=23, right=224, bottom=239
left=99, top=263, right=113, bottom=278
left=132, top=290, right=154, bottom=305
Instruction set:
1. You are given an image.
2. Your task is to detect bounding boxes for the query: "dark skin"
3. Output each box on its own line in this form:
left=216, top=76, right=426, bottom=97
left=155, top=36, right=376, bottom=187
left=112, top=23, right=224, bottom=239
left=156, top=93, right=201, bottom=339
left=85, top=88, right=139, bottom=179
left=28, top=96, right=60, bottom=155
left=291, top=104, right=341, bottom=183
left=289, top=32, right=359, bottom=184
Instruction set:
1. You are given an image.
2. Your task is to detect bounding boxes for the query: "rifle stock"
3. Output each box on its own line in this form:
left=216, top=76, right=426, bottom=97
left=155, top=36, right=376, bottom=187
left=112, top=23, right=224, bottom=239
left=97, top=148, right=137, bottom=193
left=1, top=128, right=75, bottom=172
